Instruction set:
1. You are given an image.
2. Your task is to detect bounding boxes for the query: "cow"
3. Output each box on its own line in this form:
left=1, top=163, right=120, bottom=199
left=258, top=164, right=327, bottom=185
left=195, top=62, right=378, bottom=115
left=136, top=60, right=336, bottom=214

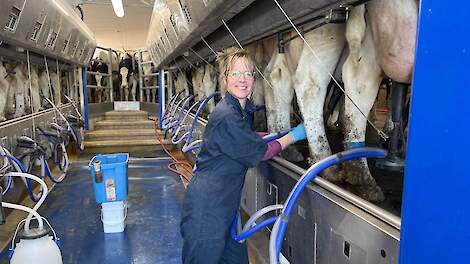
left=174, top=71, right=190, bottom=97
left=339, top=0, right=417, bottom=201
left=191, top=65, right=205, bottom=102
left=50, top=71, right=61, bottom=106
left=201, top=63, right=217, bottom=113
left=39, top=69, right=52, bottom=109
left=10, top=64, right=29, bottom=118
left=262, top=31, right=305, bottom=162
left=119, top=53, right=138, bottom=101
left=30, top=66, right=41, bottom=112
left=0, top=62, right=10, bottom=122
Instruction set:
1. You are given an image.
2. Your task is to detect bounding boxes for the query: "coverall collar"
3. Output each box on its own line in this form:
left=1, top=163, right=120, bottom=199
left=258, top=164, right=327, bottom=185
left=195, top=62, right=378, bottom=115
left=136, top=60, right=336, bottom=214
left=225, top=92, right=257, bottom=118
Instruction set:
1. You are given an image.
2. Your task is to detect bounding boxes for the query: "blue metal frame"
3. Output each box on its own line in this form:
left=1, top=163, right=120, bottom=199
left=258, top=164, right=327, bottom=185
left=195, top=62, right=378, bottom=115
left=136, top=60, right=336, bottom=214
left=82, top=67, right=89, bottom=130
left=400, top=1, right=470, bottom=263
left=159, top=69, right=165, bottom=128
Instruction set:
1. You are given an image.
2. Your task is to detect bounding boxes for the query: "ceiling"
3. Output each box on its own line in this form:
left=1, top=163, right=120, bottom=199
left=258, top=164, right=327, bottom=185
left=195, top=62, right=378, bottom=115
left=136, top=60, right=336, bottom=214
left=68, top=0, right=155, bottom=52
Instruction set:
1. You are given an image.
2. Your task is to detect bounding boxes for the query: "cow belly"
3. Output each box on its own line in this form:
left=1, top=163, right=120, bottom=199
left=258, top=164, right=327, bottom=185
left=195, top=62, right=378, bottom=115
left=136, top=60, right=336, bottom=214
left=367, top=0, right=417, bottom=83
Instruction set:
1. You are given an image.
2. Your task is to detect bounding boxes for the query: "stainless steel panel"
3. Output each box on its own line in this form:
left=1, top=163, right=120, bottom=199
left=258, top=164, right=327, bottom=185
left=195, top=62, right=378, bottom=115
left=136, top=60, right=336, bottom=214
left=0, top=0, right=96, bottom=66
left=146, top=0, right=361, bottom=69
left=241, top=167, right=258, bottom=215
left=269, top=162, right=400, bottom=264
left=146, top=0, right=254, bottom=68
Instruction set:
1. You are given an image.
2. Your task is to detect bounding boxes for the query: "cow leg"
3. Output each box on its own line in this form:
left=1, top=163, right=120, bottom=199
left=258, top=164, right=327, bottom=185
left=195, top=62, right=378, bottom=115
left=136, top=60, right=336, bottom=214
left=0, top=66, right=9, bottom=121
left=342, top=5, right=384, bottom=202
left=13, top=79, right=26, bottom=118
left=294, top=24, right=345, bottom=179
left=270, top=53, right=303, bottom=162
left=130, top=76, right=137, bottom=101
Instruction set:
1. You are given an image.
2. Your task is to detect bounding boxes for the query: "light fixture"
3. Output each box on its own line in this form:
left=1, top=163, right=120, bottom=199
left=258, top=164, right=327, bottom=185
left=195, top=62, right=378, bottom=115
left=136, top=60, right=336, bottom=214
left=111, top=0, right=124, bottom=18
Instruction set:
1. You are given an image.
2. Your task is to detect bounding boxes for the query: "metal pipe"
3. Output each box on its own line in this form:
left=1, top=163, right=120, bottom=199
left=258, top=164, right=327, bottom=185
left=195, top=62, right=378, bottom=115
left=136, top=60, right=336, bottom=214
left=138, top=49, right=144, bottom=102
left=107, top=48, right=114, bottom=102
left=271, top=156, right=401, bottom=230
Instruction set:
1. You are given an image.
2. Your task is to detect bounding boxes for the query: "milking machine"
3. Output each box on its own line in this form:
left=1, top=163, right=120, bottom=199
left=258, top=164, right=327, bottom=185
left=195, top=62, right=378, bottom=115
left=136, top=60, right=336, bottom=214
left=376, top=81, right=408, bottom=172
left=0, top=145, right=63, bottom=263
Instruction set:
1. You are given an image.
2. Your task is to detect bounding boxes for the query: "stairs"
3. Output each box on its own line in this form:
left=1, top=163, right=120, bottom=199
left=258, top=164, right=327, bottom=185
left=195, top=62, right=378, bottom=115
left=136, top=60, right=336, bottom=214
left=84, top=110, right=173, bottom=155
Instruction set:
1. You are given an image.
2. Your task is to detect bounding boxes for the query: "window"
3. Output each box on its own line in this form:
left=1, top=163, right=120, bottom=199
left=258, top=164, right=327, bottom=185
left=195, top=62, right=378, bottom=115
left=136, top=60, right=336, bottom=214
left=177, top=0, right=191, bottom=24
left=72, top=40, right=79, bottom=57
left=5, top=7, right=21, bottom=32
left=46, top=32, right=58, bottom=48
left=62, top=35, right=72, bottom=53
left=30, top=21, right=42, bottom=41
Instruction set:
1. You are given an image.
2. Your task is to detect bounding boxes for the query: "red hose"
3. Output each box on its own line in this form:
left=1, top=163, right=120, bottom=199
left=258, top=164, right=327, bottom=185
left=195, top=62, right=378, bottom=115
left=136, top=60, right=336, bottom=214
left=153, top=120, right=194, bottom=186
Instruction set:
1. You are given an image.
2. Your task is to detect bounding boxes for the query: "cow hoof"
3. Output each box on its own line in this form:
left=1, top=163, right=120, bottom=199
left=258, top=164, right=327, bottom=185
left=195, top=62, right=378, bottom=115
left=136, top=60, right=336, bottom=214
left=281, top=146, right=304, bottom=162
left=342, top=160, right=371, bottom=186
left=357, top=185, right=385, bottom=202
left=321, top=167, right=344, bottom=183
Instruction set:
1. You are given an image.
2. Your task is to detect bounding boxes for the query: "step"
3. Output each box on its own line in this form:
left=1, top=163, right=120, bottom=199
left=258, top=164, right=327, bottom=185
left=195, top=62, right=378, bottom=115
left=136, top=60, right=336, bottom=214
left=94, top=120, right=156, bottom=130
left=85, top=129, right=164, bottom=141
left=84, top=139, right=174, bottom=154
left=104, top=110, right=149, bottom=121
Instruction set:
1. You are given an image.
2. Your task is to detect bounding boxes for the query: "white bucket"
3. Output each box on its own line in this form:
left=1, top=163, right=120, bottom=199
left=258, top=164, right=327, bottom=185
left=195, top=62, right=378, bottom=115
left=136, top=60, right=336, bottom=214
left=101, top=201, right=127, bottom=233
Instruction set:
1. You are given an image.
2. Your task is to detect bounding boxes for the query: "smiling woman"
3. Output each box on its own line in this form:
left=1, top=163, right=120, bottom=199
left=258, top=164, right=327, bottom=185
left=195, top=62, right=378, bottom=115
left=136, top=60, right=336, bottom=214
left=180, top=47, right=306, bottom=264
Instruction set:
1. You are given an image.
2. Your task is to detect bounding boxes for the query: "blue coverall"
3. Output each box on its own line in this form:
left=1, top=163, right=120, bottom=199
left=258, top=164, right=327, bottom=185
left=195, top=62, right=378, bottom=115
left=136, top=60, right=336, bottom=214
left=181, top=92, right=268, bottom=264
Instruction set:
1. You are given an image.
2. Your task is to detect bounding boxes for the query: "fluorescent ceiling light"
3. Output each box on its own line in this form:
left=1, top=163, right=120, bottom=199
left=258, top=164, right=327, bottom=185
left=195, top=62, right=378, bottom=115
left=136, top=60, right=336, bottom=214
left=111, top=0, right=124, bottom=17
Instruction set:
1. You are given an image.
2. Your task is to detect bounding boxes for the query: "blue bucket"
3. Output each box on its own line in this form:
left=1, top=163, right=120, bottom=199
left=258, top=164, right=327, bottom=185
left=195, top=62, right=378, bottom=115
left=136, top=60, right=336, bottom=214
left=89, top=153, right=129, bottom=203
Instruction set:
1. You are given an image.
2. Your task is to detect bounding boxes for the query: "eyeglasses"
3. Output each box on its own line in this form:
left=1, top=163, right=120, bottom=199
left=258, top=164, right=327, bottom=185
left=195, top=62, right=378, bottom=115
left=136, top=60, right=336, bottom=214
left=226, top=70, right=255, bottom=79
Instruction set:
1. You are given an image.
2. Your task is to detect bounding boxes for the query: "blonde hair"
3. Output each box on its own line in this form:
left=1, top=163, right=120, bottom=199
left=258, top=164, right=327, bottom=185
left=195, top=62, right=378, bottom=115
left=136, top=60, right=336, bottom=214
left=216, top=47, right=255, bottom=77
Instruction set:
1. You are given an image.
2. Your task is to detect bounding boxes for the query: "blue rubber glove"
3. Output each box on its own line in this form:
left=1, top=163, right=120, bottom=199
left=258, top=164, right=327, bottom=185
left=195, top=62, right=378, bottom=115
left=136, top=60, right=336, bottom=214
left=290, top=123, right=307, bottom=142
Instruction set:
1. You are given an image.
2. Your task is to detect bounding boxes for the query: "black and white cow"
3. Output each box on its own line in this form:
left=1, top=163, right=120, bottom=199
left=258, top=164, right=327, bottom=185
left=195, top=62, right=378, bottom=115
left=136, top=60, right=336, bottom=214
left=119, top=53, right=138, bottom=101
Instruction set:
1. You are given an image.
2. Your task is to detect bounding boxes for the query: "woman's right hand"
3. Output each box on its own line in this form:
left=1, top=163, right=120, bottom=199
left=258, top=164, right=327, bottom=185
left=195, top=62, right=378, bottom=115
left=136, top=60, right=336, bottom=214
left=290, top=123, right=307, bottom=142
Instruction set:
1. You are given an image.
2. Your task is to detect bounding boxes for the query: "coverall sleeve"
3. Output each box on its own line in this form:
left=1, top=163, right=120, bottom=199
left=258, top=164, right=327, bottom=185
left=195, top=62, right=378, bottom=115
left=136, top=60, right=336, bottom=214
left=213, top=115, right=268, bottom=167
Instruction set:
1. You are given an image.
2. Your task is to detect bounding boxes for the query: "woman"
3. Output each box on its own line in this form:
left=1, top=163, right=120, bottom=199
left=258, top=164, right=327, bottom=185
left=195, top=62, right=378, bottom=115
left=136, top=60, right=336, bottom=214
left=181, top=48, right=306, bottom=264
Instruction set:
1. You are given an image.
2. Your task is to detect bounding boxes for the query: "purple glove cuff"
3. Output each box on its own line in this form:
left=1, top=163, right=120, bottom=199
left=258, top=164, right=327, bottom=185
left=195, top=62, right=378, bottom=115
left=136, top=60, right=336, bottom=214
left=262, top=140, right=282, bottom=160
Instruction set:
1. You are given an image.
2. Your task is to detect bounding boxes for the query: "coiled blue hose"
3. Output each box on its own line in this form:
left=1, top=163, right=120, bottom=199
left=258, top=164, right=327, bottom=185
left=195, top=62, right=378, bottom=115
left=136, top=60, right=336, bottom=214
left=270, top=148, right=387, bottom=263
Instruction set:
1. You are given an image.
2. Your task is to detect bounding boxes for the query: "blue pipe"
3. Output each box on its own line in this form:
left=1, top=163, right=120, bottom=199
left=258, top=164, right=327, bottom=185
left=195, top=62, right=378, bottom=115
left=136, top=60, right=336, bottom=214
left=6, top=154, right=40, bottom=202
left=182, top=92, right=219, bottom=153
left=165, top=95, right=195, bottom=137
left=262, top=129, right=291, bottom=143
left=82, top=67, right=89, bottom=130
left=274, top=148, right=387, bottom=257
left=43, top=159, right=65, bottom=183
left=231, top=215, right=277, bottom=241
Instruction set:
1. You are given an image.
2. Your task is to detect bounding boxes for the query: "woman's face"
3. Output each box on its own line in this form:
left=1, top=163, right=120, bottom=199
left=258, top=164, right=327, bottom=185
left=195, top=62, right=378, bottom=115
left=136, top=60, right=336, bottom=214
left=225, top=57, right=255, bottom=104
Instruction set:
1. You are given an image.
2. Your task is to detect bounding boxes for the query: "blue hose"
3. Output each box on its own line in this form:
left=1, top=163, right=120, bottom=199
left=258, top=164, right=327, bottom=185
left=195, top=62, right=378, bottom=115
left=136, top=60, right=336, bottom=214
left=274, top=148, right=387, bottom=257
left=43, top=159, right=65, bottom=183
left=262, top=129, right=291, bottom=143
left=230, top=214, right=277, bottom=241
left=182, top=92, right=219, bottom=153
left=6, top=154, right=40, bottom=202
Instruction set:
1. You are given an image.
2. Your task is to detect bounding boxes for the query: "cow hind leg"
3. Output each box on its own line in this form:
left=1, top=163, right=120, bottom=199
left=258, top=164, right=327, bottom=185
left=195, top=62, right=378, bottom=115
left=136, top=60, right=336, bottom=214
left=294, top=23, right=346, bottom=180
left=342, top=5, right=384, bottom=202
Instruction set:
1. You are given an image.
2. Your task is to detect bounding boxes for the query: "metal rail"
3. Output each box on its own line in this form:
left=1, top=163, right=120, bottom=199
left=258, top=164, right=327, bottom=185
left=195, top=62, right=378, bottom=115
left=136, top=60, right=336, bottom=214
left=272, top=156, right=401, bottom=230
